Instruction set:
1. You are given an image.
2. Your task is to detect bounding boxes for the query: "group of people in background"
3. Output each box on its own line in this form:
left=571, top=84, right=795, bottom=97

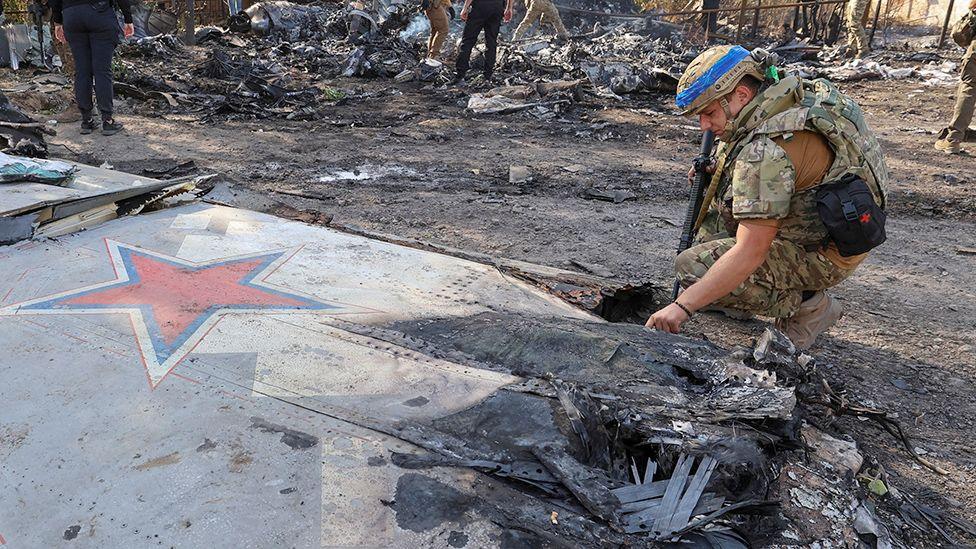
left=428, top=0, right=876, bottom=78
left=14, top=0, right=973, bottom=154
left=427, top=0, right=973, bottom=154
left=423, top=0, right=568, bottom=83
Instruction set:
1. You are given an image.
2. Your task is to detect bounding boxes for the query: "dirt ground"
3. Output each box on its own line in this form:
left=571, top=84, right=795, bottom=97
left=8, top=62, right=976, bottom=533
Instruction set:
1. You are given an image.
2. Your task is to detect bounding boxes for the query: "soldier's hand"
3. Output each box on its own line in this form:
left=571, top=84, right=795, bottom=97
left=54, top=24, right=65, bottom=44
left=460, top=6, right=469, bottom=20
left=687, top=159, right=716, bottom=186
left=123, top=23, right=134, bottom=38
left=504, top=7, right=513, bottom=22
left=646, top=303, right=691, bottom=333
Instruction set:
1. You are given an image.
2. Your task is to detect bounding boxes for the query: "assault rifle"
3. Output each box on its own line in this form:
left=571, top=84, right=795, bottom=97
left=671, top=129, right=715, bottom=301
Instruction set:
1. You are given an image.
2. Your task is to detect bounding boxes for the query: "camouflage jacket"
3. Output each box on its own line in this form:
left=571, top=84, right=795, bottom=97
left=698, top=75, right=889, bottom=249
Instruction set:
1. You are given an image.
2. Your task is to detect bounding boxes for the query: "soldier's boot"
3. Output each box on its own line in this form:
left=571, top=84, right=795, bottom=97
left=774, top=291, right=843, bottom=351
left=701, top=305, right=755, bottom=321
left=935, top=135, right=962, bottom=154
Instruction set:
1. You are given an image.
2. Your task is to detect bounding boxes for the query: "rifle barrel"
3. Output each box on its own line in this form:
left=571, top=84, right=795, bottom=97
left=671, top=130, right=715, bottom=301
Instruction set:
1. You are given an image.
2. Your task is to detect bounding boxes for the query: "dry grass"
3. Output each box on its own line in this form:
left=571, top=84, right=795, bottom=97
left=3, top=0, right=31, bottom=24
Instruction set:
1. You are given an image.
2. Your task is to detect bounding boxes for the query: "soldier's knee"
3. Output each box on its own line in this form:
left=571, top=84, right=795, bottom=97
left=675, top=247, right=706, bottom=282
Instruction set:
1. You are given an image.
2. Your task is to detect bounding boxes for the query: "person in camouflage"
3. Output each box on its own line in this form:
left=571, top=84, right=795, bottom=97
left=844, top=0, right=871, bottom=58
left=935, top=0, right=976, bottom=154
left=648, top=45, right=889, bottom=350
left=512, top=0, right=568, bottom=40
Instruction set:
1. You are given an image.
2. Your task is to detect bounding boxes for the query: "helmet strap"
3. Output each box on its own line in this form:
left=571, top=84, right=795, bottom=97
left=719, top=96, right=735, bottom=135
left=719, top=96, right=733, bottom=119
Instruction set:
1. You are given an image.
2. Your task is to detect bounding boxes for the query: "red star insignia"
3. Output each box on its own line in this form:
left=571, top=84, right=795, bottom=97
left=6, top=240, right=338, bottom=387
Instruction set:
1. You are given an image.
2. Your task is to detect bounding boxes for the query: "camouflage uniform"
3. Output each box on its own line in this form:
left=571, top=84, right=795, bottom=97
left=947, top=33, right=976, bottom=144
left=513, top=0, right=568, bottom=40
left=676, top=75, right=889, bottom=318
left=677, top=237, right=854, bottom=318
left=844, top=0, right=871, bottom=57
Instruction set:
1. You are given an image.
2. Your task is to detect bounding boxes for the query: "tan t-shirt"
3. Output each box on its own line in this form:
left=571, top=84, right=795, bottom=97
left=740, top=130, right=867, bottom=270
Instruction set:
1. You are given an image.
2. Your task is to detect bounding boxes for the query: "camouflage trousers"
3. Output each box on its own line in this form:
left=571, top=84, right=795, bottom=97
left=947, top=41, right=976, bottom=143
left=844, top=0, right=870, bottom=57
left=675, top=237, right=856, bottom=318
left=513, top=0, right=568, bottom=40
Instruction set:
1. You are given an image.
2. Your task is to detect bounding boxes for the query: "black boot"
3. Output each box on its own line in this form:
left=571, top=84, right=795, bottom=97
left=101, top=117, right=124, bottom=136
left=80, top=113, right=96, bottom=135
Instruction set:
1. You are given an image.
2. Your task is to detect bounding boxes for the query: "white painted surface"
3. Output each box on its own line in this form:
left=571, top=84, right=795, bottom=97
left=0, top=200, right=596, bottom=547
left=0, top=161, right=161, bottom=216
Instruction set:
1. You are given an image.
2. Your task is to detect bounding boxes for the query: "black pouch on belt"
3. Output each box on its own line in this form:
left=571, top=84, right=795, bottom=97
left=816, top=173, right=886, bottom=257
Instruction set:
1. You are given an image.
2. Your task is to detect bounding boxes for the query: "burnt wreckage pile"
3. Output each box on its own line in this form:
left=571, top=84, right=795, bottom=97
left=110, top=0, right=700, bottom=120
left=378, top=314, right=791, bottom=545
left=113, top=1, right=420, bottom=120
left=314, top=313, right=975, bottom=547
left=109, top=0, right=964, bottom=122
left=0, top=91, right=51, bottom=157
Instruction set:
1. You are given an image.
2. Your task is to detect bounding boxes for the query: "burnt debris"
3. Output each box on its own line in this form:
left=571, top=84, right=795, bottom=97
left=367, top=313, right=791, bottom=545
left=0, top=91, right=52, bottom=157
left=330, top=311, right=974, bottom=547
left=103, top=0, right=964, bottom=127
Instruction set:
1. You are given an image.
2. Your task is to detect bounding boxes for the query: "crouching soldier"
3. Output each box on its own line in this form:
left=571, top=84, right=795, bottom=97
left=649, top=45, right=890, bottom=350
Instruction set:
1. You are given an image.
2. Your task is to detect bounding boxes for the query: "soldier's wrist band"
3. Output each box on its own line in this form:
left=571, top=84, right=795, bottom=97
left=673, top=301, right=693, bottom=319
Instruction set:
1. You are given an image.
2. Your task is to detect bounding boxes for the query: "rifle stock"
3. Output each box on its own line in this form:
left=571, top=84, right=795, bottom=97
left=671, top=130, right=715, bottom=301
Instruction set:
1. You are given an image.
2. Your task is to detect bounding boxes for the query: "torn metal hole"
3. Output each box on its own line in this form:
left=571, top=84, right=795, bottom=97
left=591, top=281, right=668, bottom=323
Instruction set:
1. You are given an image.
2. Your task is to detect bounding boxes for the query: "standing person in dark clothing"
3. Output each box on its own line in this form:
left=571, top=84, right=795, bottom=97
left=454, top=0, right=513, bottom=83
left=51, top=0, right=133, bottom=135
left=701, top=0, right=719, bottom=39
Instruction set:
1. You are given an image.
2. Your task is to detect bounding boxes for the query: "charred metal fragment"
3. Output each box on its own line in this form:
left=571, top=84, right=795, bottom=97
left=0, top=91, right=50, bottom=157
left=372, top=312, right=796, bottom=544
left=552, top=381, right=621, bottom=472
left=533, top=444, right=624, bottom=527
left=389, top=452, right=560, bottom=486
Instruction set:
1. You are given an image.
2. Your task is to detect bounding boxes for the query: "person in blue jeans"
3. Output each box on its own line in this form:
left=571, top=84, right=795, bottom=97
left=51, top=0, right=134, bottom=136
left=228, top=0, right=244, bottom=16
